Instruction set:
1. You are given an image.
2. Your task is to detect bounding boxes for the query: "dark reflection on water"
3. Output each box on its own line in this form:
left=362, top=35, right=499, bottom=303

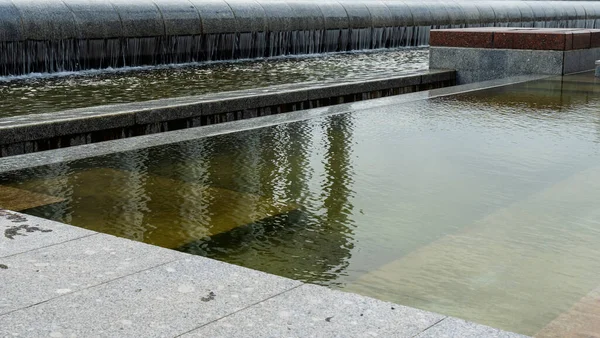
left=2, top=73, right=600, bottom=335
left=0, top=49, right=427, bottom=118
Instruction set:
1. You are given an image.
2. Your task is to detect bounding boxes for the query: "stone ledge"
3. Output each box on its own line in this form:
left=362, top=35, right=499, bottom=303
left=0, top=70, right=456, bottom=157
left=0, top=210, right=529, bottom=338
left=431, top=28, right=600, bottom=51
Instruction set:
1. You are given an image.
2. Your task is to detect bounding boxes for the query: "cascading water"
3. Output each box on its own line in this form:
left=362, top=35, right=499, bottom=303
left=0, top=0, right=599, bottom=76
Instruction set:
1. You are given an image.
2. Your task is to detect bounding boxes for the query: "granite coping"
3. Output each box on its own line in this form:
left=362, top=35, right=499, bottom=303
left=0, top=69, right=454, bottom=145
left=0, top=74, right=547, bottom=175
left=430, top=28, right=600, bottom=51
left=0, top=210, right=529, bottom=337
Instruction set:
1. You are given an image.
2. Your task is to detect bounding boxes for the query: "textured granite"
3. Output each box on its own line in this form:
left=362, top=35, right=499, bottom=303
left=416, top=318, right=528, bottom=338
left=14, top=0, right=78, bottom=40
left=0, top=0, right=25, bottom=41
left=256, top=0, right=293, bottom=32
left=317, top=1, right=349, bottom=30
left=596, top=60, right=600, bottom=77
left=155, top=0, right=202, bottom=36
left=430, top=46, right=570, bottom=84
left=0, top=70, right=450, bottom=148
left=0, top=254, right=301, bottom=337
left=285, top=1, right=324, bottom=31
left=339, top=2, right=369, bottom=29
left=192, top=0, right=236, bottom=34
left=108, top=0, right=165, bottom=38
left=0, top=233, right=182, bottom=314
left=430, top=29, right=493, bottom=48
left=383, top=0, right=413, bottom=27
left=515, top=31, right=571, bottom=51
left=563, top=48, right=600, bottom=75
left=226, top=0, right=268, bottom=33
left=0, top=210, right=95, bottom=258
left=364, top=1, right=393, bottom=28
left=430, top=28, right=600, bottom=51
left=64, top=0, right=123, bottom=39
left=182, top=284, right=446, bottom=338
left=592, top=31, right=600, bottom=48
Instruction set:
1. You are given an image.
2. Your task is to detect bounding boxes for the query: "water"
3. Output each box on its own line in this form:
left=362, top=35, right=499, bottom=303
left=0, top=48, right=427, bottom=118
left=1, top=72, right=600, bottom=336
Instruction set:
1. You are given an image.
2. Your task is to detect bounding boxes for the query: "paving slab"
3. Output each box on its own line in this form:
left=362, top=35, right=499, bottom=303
left=535, top=286, right=600, bottom=338
left=0, top=255, right=301, bottom=338
left=0, top=232, right=183, bottom=315
left=416, top=317, right=527, bottom=338
left=182, top=283, right=445, bottom=338
left=0, top=210, right=95, bottom=258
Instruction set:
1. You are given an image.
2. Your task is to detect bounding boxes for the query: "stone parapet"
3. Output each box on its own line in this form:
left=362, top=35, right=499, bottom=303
left=430, top=28, right=600, bottom=84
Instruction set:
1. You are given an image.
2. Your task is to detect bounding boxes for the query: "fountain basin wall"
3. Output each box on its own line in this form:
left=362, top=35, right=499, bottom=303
left=0, top=69, right=454, bottom=157
left=1, top=0, right=600, bottom=75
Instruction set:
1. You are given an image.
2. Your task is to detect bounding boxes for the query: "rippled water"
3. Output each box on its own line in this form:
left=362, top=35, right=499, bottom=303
left=0, top=48, right=427, bottom=117
left=2, top=72, right=600, bottom=336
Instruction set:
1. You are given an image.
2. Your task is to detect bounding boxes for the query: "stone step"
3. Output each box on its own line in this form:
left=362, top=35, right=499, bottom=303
left=0, top=185, right=64, bottom=211
left=349, top=166, right=600, bottom=335
left=535, top=286, right=600, bottom=338
left=14, top=167, right=298, bottom=249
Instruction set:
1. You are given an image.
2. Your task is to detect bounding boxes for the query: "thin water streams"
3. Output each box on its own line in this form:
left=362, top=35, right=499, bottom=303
left=1, top=73, right=600, bottom=335
left=0, top=49, right=427, bottom=118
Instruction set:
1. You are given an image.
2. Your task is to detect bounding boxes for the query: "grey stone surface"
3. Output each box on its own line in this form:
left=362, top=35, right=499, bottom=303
left=64, top=0, right=123, bottom=39
left=0, top=255, right=301, bottom=337
left=430, top=47, right=568, bottom=84
left=285, top=1, right=324, bottom=31
left=0, top=70, right=445, bottom=148
left=317, top=1, right=349, bottom=30
left=407, top=3, right=433, bottom=27
left=442, top=2, right=467, bottom=27
left=0, top=0, right=24, bottom=41
left=52, top=111, right=136, bottom=137
left=473, top=3, right=496, bottom=26
left=0, top=73, right=543, bottom=175
left=596, top=60, right=600, bottom=78
left=342, top=1, right=372, bottom=29
left=416, top=317, right=528, bottom=338
left=363, top=1, right=392, bottom=28
left=527, top=2, right=550, bottom=27
left=0, top=211, right=95, bottom=258
left=183, top=283, right=446, bottom=338
left=226, top=0, right=268, bottom=33
left=0, top=122, right=55, bottom=144
left=192, top=0, right=236, bottom=34
left=155, top=0, right=202, bottom=36
left=108, top=0, right=165, bottom=38
left=425, top=2, right=450, bottom=27
left=0, top=232, right=182, bottom=314
left=454, top=2, right=480, bottom=26
left=564, top=48, right=600, bottom=75
left=14, top=0, right=79, bottom=40
left=256, top=0, right=293, bottom=32
left=135, top=102, right=203, bottom=124
left=515, top=2, right=535, bottom=27
left=383, top=0, right=413, bottom=27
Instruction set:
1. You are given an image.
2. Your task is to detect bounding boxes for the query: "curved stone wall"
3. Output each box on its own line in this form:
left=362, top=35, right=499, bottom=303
left=1, top=0, right=599, bottom=75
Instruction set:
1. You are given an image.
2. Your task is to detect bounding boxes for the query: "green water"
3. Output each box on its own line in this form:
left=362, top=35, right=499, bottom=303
left=0, top=48, right=427, bottom=118
left=2, top=73, right=600, bottom=336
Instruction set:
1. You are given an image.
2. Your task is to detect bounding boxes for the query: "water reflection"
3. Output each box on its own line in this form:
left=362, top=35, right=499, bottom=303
left=0, top=49, right=427, bottom=117
left=2, top=73, right=600, bottom=335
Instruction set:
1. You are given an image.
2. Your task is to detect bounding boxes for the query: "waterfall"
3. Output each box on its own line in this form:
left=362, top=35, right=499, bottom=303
left=0, top=0, right=598, bottom=76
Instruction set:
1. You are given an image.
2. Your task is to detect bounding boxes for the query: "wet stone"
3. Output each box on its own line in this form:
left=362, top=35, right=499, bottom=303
left=0, top=211, right=95, bottom=258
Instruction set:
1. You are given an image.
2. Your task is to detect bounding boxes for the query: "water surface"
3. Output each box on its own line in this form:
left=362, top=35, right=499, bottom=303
left=2, top=72, right=600, bottom=336
left=0, top=49, right=427, bottom=118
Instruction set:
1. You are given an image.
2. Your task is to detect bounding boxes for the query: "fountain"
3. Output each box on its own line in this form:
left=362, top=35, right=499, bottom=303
left=1, top=0, right=599, bottom=76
